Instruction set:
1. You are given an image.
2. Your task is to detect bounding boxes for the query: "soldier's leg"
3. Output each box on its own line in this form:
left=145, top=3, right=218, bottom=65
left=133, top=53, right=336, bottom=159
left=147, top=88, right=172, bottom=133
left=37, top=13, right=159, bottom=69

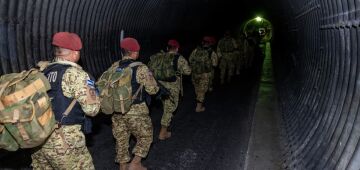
left=31, top=148, right=53, bottom=170
left=197, top=73, right=210, bottom=112
left=227, top=55, right=235, bottom=83
left=129, top=115, right=153, bottom=166
left=219, top=58, right=227, bottom=85
left=208, top=69, right=214, bottom=91
left=112, top=114, right=131, bottom=164
left=160, top=85, right=180, bottom=139
left=161, top=86, right=180, bottom=127
left=34, top=126, right=94, bottom=170
left=234, top=52, right=241, bottom=75
left=192, top=74, right=202, bottom=102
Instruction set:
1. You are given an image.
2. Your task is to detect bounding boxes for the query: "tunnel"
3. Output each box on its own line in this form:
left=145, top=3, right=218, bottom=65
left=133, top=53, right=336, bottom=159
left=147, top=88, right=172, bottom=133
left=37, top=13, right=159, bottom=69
left=0, top=0, right=360, bottom=169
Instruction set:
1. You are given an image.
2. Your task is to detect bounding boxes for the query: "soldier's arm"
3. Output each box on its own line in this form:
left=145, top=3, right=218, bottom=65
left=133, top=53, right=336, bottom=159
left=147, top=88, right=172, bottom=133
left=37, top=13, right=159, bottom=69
left=188, top=49, right=197, bottom=65
left=177, top=56, right=191, bottom=75
left=232, top=39, right=238, bottom=49
left=62, top=67, right=100, bottom=117
left=136, top=65, right=159, bottom=95
left=216, top=42, right=222, bottom=58
left=211, top=51, right=218, bottom=67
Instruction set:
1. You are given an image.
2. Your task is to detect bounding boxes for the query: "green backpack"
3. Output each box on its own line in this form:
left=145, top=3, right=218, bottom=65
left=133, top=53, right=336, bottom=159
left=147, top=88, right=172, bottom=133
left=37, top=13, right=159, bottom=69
left=148, top=52, right=179, bottom=81
left=189, top=47, right=212, bottom=74
left=0, top=69, right=56, bottom=151
left=96, top=61, right=143, bottom=114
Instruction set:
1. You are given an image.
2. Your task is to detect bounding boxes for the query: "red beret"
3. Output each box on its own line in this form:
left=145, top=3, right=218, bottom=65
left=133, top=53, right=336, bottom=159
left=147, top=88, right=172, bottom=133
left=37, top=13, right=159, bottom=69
left=52, top=32, right=82, bottom=51
left=168, top=39, right=180, bottom=48
left=209, top=37, right=217, bottom=45
left=203, top=36, right=212, bottom=43
left=120, top=37, right=140, bottom=51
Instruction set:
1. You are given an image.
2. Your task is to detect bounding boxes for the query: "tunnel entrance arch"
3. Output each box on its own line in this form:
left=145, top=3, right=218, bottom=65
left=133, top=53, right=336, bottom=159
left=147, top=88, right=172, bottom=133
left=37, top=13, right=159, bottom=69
left=242, top=16, right=273, bottom=82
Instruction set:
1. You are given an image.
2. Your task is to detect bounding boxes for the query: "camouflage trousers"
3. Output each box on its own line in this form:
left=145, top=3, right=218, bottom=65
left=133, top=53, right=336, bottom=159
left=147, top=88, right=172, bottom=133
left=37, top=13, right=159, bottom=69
left=31, top=125, right=94, bottom=170
left=208, top=69, right=215, bottom=90
left=112, top=113, right=153, bottom=163
left=233, top=51, right=244, bottom=74
left=192, top=73, right=210, bottom=103
left=220, top=53, right=235, bottom=84
left=160, top=81, right=180, bottom=127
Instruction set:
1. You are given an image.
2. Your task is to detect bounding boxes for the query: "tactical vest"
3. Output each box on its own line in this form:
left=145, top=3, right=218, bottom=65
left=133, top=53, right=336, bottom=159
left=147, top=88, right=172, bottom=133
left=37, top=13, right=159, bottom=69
left=118, top=59, right=148, bottom=104
left=43, top=64, right=85, bottom=125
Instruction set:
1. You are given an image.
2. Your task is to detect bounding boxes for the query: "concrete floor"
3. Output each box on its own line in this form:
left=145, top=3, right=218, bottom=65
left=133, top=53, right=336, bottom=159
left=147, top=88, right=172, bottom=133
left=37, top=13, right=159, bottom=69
left=245, top=50, right=282, bottom=170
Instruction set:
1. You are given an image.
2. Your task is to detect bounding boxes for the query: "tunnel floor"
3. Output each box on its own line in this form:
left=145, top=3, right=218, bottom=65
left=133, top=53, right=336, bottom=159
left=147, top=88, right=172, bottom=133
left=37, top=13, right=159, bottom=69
left=0, top=69, right=259, bottom=170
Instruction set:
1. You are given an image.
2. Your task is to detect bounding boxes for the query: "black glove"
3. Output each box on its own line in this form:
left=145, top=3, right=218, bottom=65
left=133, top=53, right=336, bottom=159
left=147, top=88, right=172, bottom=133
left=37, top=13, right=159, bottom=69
left=156, top=83, right=170, bottom=100
left=81, top=116, right=93, bottom=134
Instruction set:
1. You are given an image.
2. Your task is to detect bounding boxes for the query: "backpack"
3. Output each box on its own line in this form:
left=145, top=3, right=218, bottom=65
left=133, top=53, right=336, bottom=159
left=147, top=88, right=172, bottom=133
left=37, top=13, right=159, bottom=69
left=0, top=68, right=56, bottom=151
left=148, top=52, right=179, bottom=82
left=96, top=61, right=144, bottom=114
left=189, top=47, right=213, bottom=74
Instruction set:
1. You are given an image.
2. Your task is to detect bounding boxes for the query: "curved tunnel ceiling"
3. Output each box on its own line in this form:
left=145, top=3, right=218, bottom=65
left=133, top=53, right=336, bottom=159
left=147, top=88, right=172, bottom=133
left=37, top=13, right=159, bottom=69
left=1, top=0, right=360, bottom=169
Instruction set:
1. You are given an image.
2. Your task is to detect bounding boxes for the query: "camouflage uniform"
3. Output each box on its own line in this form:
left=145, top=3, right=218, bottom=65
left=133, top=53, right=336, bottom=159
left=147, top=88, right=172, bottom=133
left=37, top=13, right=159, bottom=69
left=217, top=37, right=238, bottom=84
left=234, top=36, right=245, bottom=75
left=159, top=52, right=191, bottom=127
left=189, top=48, right=218, bottom=103
left=31, top=59, right=100, bottom=170
left=111, top=56, right=159, bottom=164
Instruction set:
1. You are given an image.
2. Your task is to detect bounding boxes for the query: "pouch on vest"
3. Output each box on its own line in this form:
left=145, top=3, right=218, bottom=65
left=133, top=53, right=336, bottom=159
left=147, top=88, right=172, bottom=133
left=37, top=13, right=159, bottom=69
left=96, top=61, right=143, bottom=114
left=0, top=69, right=56, bottom=151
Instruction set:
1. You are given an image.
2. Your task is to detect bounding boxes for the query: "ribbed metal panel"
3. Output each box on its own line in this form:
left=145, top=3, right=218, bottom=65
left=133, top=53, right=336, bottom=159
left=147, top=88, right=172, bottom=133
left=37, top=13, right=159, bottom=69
left=276, top=0, right=360, bottom=169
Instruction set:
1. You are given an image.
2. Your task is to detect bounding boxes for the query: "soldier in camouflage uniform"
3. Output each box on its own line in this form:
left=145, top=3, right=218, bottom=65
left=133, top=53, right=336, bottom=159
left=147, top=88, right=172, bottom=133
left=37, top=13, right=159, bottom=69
left=109, top=38, right=159, bottom=170
left=31, top=32, right=100, bottom=170
left=149, top=40, right=191, bottom=140
left=217, top=31, right=238, bottom=84
left=234, top=33, right=246, bottom=75
left=189, top=36, right=218, bottom=112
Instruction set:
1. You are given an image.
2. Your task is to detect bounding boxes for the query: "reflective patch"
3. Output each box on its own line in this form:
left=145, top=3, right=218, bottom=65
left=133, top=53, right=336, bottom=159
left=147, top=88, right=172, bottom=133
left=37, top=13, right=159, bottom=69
left=116, top=68, right=124, bottom=73
left=87, top=79, right=95, bottom=88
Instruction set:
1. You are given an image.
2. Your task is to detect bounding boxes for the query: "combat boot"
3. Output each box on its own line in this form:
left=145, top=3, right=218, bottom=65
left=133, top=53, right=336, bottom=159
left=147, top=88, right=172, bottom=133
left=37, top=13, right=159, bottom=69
left=196, top=102, right=205, bottom=112
left=129, top=156, right=147, bottom=170
left=159, top=126, right=171, bottom=140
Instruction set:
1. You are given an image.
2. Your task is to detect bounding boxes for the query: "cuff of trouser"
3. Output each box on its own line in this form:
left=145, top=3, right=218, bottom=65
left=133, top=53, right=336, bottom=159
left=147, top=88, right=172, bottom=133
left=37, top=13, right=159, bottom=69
left=133, top=151, right=148, bottom=159
left=118, top=156, right=131, bottom=164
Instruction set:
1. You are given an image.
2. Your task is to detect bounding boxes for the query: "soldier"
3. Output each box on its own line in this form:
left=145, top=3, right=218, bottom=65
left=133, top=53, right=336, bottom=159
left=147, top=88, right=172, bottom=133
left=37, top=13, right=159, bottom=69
left=31, top=32, right=100, bottom=169
left=234, top=33, right=246, bottom=75
left=217, top=31, right=238, bottom=84
left=109, top=37, right=159, bottom=170
left=148, top=39, right=191, bottom=140
left=189, top=36, right=218, bottom=112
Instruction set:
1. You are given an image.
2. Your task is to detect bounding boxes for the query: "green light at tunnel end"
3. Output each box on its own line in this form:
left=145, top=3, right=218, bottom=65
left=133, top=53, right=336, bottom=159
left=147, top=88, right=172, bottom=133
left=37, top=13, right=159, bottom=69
left=255, top=16, right=263, bottom=22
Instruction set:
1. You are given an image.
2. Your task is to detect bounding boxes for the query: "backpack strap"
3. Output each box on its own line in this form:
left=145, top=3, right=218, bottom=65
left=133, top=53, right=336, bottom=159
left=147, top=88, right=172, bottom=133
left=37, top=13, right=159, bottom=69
left=0, top=81, right=10, bottom=110
left=173, top=54, right=180, bottom=72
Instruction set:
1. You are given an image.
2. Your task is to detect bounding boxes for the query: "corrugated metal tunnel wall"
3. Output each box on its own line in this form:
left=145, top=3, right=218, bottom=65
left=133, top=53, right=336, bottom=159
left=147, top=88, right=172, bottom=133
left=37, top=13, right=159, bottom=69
left=1, top=0, right=360, bottom=169
left=0, top=0, right=217, bottom=78
left=275, top=0, right=360, bottom=169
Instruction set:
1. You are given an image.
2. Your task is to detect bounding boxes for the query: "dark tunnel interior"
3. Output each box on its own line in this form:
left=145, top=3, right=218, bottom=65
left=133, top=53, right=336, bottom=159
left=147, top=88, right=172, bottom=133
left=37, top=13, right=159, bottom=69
left=1, top=0, right=360, bottom=169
